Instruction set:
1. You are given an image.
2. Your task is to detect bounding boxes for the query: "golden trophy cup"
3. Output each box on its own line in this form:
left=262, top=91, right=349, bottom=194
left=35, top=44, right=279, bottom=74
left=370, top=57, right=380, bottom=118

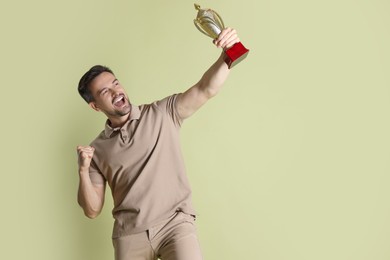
left=193, top=3, right=249, bottom=68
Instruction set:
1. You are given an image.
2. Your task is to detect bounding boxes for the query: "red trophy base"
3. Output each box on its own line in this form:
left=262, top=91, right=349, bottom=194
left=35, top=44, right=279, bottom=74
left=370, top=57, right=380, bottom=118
left=224, top=42, right=249, bottom=68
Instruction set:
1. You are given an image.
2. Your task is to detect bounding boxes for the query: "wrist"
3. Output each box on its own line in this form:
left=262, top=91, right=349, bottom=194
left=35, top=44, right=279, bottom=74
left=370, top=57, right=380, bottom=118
left=78, top=167, right=89, bottom=176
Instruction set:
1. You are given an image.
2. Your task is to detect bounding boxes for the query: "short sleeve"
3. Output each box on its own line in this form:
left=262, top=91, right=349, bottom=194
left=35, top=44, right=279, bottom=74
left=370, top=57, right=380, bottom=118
left=155, top=94, right=183, bottom=127
left=89, top=159, right=106, bottom=185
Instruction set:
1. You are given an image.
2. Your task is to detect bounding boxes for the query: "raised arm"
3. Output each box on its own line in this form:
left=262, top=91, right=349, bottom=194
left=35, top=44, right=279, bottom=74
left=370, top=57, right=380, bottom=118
left=76, top=146, right=105, bottom=219
left=176, top=28, right=240, bottom=119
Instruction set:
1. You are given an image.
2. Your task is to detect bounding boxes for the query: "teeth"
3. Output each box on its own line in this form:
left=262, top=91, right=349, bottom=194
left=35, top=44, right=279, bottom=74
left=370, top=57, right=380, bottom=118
left=113, top=96, right=124, bottom=104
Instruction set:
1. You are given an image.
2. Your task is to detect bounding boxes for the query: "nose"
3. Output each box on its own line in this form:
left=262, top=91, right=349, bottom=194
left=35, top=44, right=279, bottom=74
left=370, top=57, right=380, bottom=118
left=111, top=89, right=121, bottom=97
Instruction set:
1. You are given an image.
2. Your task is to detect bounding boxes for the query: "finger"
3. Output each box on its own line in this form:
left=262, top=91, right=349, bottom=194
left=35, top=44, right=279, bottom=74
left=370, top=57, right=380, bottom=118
left=219, top=34, right=238, bottom=49
left=79, top=152, right=94, bottom=162
left=77, top=146, right=94, bottom=152
left=219, top=29, right=238, bottom=49
left=81, top=154, right=93, bottom=160
left=223, top=37, right=240, bottom=49
left=217, top=27, right=234, bottom=40
left=78, top=148, right=95, bottom=158
left=222, top=33, right=239, bottom=49
left=214, top=28, right=234, bottom=47
left=80, top=149, right=94, bottom=156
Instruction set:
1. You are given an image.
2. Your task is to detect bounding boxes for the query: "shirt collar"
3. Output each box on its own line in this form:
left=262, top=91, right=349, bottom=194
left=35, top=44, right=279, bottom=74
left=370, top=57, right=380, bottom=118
left=104, top=104, right=141, bottom=138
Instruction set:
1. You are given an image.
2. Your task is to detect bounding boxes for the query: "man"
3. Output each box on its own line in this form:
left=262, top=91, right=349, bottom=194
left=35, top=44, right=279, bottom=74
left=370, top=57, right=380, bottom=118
left=76, top=27, right=241, bottom=260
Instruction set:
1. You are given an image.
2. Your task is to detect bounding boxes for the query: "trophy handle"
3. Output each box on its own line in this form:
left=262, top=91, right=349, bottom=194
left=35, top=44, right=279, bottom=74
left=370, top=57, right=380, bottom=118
left=193, top=19, right=211, bottom=38
left=194, top=17, right=223, bottom=39
left=211, top=10, right=225, bottom=29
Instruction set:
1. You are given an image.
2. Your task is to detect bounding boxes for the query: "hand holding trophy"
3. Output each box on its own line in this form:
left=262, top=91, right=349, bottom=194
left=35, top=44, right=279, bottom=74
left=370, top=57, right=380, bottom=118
left=193, top=4, right=249, bottom=68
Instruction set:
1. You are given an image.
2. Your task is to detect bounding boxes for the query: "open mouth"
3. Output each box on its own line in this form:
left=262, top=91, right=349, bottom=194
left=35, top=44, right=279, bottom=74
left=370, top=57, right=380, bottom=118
left=113, top=95, right=126, bottom=108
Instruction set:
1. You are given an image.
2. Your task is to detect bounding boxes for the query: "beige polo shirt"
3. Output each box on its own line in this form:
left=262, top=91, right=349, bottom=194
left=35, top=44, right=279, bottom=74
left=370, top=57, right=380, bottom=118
left=89, top=94, right=195, bottom=238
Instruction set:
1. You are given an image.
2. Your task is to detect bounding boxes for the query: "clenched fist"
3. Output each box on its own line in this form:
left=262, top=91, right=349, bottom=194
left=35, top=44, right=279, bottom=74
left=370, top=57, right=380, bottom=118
left=77, top=146, right=95, bottom=171
left=213, top=27, right=240, bottom=50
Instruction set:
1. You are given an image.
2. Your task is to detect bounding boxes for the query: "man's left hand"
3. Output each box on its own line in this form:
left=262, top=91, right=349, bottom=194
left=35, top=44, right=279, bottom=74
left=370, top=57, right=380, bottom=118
left=213, top=27, right=240, bottom=50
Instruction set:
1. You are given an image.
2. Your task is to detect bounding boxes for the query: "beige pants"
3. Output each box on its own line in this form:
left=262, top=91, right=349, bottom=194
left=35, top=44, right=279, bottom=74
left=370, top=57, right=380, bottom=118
left=112, top=212, right=203, bottom=260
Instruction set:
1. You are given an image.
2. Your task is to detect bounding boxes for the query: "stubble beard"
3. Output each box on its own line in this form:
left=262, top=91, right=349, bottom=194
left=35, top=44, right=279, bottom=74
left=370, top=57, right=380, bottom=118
left=111, top=99, right=131, bottom=117
left=113, top=106, right=131, bottom=117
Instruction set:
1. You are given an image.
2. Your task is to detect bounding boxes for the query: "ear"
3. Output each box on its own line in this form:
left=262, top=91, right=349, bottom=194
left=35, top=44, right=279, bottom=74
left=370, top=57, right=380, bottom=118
left=89, top=102, right=100, bottom=112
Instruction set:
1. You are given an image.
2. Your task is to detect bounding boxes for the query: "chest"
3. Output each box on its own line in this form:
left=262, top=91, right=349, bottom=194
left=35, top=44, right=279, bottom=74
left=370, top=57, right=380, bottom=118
left=93, top=110, right=179, bottom=184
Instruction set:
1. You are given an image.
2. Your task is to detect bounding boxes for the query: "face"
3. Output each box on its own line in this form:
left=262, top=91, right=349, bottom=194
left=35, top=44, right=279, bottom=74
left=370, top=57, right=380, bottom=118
left=88, top=72, right=131, bottom=121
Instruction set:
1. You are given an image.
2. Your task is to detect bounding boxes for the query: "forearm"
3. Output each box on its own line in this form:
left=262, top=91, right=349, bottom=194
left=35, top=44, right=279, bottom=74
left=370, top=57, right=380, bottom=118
left=77, top=169, right=103, bottom=218
left=198, top=52, right=230, bottom=98
left=172, top=28, right=240, bottom=119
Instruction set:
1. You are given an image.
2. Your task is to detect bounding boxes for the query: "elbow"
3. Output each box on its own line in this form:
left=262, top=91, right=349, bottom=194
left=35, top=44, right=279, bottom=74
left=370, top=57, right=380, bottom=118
left=85, top=212, right=99, bottom=219
left=205, top=87, right=219, bottom=99
left=199, top=82, right=220, bottom=99
left=84, top=209, right=100, bottom=219
left=78, top=200, right=101, bottom=219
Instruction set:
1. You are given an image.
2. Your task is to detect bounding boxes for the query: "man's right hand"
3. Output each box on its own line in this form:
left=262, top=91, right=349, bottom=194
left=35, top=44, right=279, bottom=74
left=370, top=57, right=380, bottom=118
left=76, top=145, right=105, bottom=219
left=77, top=146, right=95, bottom=172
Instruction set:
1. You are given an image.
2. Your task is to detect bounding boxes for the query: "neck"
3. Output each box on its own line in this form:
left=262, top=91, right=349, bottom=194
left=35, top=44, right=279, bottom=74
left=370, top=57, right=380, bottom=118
left=108, top=113, right=130, bottom=128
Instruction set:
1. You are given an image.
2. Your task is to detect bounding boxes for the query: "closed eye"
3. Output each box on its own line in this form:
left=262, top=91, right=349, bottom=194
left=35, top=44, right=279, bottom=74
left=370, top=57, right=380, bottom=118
left=100, top=88, right=108, bottom=96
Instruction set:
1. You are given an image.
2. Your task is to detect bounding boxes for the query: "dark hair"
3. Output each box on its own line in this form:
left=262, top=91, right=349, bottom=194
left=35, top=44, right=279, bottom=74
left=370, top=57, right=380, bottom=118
left=78, top=65, right=114, bottom=103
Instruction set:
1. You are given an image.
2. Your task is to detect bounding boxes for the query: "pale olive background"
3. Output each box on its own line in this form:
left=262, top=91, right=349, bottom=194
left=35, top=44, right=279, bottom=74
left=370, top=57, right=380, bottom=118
left=1, top=0, right=389, bottom=259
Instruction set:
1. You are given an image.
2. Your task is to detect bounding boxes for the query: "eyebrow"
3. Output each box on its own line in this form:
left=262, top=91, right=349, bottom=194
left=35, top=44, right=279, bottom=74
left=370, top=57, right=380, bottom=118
left=97, top=88, right=107, bottom=96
